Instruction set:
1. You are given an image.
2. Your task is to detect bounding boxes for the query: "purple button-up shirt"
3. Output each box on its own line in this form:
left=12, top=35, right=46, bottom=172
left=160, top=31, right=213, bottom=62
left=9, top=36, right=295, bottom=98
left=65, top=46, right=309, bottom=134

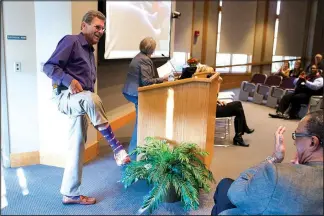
left=43, top=33, right=96, bottom=92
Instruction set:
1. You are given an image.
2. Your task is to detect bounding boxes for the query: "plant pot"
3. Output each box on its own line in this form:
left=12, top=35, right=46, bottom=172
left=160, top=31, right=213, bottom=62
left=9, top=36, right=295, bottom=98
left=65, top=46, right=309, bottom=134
left=163, top=185, right=181, bottom=203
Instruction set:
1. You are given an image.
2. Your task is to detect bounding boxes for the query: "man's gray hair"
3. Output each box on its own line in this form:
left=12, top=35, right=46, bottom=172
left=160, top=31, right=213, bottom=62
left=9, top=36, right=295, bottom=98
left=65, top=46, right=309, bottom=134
left=139, top=37, right=156, bottom=55
left=305, top=110, right=324, bottom=147
left=81, top=10, right=105, bottom=29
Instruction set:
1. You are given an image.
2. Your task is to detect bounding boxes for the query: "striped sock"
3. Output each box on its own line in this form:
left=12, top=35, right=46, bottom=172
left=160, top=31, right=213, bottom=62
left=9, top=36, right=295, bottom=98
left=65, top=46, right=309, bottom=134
left=99, top=125, right=123, bottom=153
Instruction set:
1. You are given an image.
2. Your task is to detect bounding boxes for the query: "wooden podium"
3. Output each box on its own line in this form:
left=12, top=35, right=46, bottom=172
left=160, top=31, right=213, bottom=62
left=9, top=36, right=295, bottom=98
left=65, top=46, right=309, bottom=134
left=137, top=73, right=222, bottom=167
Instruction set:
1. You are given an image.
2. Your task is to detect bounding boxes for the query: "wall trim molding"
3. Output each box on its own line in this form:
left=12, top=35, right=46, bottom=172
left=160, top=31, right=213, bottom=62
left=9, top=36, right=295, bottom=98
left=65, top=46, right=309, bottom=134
left=10, top=151, right=40, bottom=168
left=1, top=1, right=11, bottom=168
left=219, top=74, right=251, bottom=91
left=213, top=58, right=301, bottom=69
left=10, top=141, right=99, bottom=168
left=84, top=141, right=99, bottom=164
left=9, top=101, right=136, bottom=168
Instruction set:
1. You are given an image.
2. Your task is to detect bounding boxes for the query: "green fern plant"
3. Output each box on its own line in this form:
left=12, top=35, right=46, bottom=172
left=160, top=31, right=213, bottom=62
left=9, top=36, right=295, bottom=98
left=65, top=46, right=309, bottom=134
left=121, top=137, right=215, bottom=213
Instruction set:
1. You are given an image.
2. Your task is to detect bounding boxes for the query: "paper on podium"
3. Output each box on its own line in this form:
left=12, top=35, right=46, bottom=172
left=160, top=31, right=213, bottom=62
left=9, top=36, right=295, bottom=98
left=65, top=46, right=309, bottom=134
left=157, top=61, right=173, bottom=78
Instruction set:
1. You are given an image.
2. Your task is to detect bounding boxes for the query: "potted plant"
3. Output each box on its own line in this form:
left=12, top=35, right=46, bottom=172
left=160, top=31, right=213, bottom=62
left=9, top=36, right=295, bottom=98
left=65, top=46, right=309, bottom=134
left=121, top=137, right=215, bottom=213
left=187, top=57, right=199, bottom=67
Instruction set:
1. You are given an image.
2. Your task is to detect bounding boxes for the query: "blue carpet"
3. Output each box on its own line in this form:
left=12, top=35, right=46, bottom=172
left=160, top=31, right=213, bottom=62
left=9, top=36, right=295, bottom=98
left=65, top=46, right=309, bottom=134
left=1, top=142, right=212, bottom=215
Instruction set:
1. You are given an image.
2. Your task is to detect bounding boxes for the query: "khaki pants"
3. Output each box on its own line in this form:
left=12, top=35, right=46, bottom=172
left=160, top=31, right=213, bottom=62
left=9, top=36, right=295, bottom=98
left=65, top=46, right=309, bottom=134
left=53, top=90, right=109, bottom=196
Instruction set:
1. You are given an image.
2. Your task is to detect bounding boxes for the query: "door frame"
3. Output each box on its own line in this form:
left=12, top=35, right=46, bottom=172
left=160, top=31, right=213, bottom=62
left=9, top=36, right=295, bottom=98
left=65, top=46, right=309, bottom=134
left=1, top=2, right=11, bottom=168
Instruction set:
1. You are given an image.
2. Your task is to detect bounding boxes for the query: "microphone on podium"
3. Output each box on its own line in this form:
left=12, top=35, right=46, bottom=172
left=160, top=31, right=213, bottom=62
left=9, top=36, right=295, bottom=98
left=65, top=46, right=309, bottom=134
left=162, top=54, right=176, bottom=81
left=161, top=54, right=177, bottom=72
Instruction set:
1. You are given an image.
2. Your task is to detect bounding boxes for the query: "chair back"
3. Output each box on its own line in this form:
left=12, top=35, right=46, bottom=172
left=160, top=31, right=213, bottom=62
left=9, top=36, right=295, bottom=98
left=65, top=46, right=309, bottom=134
left=280, top=77, right=295, bottom=89
left=264, top=75, right=282, bottom=87
left=308, top=96, right=323, bottom=113
left=250, top=73, right=267, bottom=84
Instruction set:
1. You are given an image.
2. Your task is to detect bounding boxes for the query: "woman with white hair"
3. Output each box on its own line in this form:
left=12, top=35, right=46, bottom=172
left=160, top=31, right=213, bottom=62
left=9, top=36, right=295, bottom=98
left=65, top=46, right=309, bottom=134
left=306, top=54, right=324, bottom=76
left=122, top=37, right=169, bottom=159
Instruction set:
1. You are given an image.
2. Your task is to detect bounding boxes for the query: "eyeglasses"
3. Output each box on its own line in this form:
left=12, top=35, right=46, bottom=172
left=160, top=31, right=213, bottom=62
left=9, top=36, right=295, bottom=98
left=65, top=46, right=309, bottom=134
left=93, top=25, right=106, bottom=32
left=292, top=132, right=323, bottom=145
left=292, top=132, right=315, bottom=140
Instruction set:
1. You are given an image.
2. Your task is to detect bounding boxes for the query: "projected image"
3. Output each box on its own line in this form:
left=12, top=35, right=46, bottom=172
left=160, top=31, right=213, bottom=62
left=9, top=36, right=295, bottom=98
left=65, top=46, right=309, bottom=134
left=104, top=1, right=171, bottom=59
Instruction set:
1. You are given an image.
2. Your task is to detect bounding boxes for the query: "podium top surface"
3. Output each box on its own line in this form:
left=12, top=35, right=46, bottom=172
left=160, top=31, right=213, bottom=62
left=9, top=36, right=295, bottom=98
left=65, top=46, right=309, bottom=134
left=138, top=72, right=221, bottom=92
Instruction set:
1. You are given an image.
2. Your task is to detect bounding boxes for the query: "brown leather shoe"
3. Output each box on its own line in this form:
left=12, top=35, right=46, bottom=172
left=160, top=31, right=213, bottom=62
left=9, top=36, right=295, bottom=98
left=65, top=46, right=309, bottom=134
left=62, top=195, right=96, bottom=205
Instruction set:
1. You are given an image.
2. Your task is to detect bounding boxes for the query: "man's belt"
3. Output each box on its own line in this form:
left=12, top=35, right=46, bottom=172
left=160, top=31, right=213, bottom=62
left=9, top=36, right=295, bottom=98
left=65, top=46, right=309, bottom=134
left=53, top=84, right=68, bottom=95
left=53, top=84, right=68, bottom=90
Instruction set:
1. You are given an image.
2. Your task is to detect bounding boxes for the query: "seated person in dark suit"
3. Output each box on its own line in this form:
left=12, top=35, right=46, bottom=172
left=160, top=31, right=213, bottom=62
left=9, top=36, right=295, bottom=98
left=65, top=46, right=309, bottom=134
left=216, top=100, right=254, bottom=147
left=211, top=110, right=324, bottom=215
left=269, top=64, right=323, bottom=119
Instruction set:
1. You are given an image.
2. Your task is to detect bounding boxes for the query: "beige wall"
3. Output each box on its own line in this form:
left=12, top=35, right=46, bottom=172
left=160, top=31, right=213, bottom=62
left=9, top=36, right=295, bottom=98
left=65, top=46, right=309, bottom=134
left=34, top=1, right=73, bottom=163
left=191, top=1, right=205, bottom=61
left=3, top=2, right=39, bottom=154
left=219, top=1, right=257, bottom=54
left=174, top=1, right=193, bottom=53
left=276, top=1, right=308, bottom=56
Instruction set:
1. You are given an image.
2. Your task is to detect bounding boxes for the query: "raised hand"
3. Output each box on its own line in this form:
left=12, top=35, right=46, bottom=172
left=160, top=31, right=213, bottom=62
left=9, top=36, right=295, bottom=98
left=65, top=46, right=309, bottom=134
left=299, top=71, right=306, bottom=79
left=273, top=126, right=286, bottom=163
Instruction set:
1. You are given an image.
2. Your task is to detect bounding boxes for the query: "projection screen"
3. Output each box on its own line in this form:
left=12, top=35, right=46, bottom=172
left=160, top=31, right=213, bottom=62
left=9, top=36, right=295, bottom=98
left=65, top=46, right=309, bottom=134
left=103, top=1, right=172, bottom=59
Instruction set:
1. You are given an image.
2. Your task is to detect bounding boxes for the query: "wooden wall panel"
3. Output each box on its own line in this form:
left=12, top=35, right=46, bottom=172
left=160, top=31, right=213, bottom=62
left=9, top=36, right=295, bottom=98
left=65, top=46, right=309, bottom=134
left=219, top=74, right=252, bottom=91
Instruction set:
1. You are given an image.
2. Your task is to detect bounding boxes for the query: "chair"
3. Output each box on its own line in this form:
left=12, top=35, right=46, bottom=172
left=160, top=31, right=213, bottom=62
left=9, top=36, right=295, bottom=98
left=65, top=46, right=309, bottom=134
left=308, top=95, right=323, bottom=113
left=214, top=94, right=234, bottom=147
left=214, top=117, right=232, bottom=147
left=239, top=74, right=267, bottom=101
left=266, top=77, right=296, bottom=108
left=253, top=75, right=282, bottom=104
left=298, top=95, right=323, bottom=118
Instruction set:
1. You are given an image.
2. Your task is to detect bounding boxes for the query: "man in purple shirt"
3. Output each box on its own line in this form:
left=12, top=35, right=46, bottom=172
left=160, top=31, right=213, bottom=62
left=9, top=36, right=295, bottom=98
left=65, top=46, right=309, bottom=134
left=43, top=10, right=130, bottom=205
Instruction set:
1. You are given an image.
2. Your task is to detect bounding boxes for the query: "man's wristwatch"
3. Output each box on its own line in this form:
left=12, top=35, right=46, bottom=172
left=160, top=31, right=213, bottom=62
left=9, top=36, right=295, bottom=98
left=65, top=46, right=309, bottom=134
left=265, top=155, right=279, bottom=163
